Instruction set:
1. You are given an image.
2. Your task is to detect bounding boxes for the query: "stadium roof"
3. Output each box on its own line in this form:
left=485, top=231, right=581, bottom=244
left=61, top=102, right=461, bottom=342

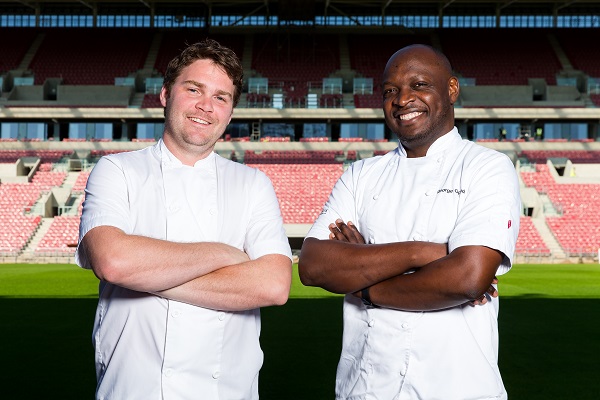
left=2, top=0, right=600, bottom=22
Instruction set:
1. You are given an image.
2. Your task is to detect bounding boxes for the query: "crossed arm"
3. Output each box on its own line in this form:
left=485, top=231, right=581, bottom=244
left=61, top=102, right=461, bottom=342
left=298, top=220, right=501, bottom=311
left=81, top=225, right=292, bottom=311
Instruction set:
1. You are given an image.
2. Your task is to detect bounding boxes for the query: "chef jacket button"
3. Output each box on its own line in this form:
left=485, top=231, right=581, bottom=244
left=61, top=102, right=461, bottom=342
left=164, top=368, right=173, bottom=377
left=401, top=323, right=409, bottom=329
left=212, top=371, right=220, bottom=379
left=218, top=312, right=226, bottom=321
left=373, top=194, right=379, bottom=200
left=209, top=208, right=217, bottom=215
left=400, top=368, right=406, bottom=376
left=368, top=319, right=375, bottom=327
left=171, top=309, right=181, bottom=318
left=425, top=190, right=431, bottom=196
left=412, top=235, right=422, bottom=241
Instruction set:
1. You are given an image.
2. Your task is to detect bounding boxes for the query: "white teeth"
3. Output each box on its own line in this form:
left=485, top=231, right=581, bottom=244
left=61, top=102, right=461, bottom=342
left=399, top=111, right=423, bottom=120
left=189, top=117, right=209, bottom=124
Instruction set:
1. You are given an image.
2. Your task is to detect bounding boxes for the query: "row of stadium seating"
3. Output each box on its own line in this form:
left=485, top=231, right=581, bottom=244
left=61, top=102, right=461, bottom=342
left=35, top=215, right=80, bottom=255
left=520, top=164, right=600, bottom=256
left=516, top=216, right=551, bottom=255
left=3, top=148, right=600, bottom=164
left=1, top=149, right=599, bottom=258
left=4, top=28, right=600, bottom=106
left=244, top=150, right=344, bottom=164
left=0, top=182, right=44, bottom=254
left=519, top=150, right=600, bottom=163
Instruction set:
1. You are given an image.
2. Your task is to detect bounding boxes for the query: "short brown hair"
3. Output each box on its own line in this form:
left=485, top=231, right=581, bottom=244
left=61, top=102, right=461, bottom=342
left=163, top=39, right=244, bottom=107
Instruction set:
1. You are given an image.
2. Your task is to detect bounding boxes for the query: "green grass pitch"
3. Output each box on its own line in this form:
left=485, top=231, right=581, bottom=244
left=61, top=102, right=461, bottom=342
left=0, top=263, right=599, bottom=399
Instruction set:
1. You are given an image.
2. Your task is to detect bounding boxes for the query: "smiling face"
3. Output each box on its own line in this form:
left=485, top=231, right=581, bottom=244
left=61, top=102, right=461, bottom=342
left=160, top=58, right=235, bottom=165
left=382, top=45, right=459, bottom=158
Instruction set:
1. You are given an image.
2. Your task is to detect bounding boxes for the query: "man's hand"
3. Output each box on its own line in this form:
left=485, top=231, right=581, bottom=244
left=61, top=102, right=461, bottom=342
left=469, top=277, right=499, bottom=306
left=329, top=219, right=366, bottom=244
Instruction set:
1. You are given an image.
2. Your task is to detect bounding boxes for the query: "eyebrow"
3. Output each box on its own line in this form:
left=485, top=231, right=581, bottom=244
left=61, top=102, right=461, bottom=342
left=183, top=80, right=233, bottom=99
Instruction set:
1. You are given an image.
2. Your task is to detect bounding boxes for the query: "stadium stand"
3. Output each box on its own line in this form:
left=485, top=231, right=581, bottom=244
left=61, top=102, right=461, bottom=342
left=30, top=164, right=67, bottom=189
left=29, top=28, right=152, bottom=85
left=545, top=181, right=600, bottom=256
left=555, top=29, right=600, bottom=77
left=440, top=29, right=562, bottom=86
left=1, top=28, right=38, bottom=72
left=520, top=150, right=600, bottom=164
left=247, top=163, right=344, bottom=224
left=252, top=33, right=340, bottom=85
left=35, top=215, right=80, bottom=255
left=589, top=94, right=600, bottom=107
left=141, top=94, right=162, bottom=108
left=517, top=216, right=551, bottom=256
left=71, top=171, right=90, bottom=193
left=353, top=94, right=381, bottom=109
left=520, top=162, right=600, bottom=258
left=1, top=1, right=600, bottom=263
left=0, top=183, right=43, bottom=255
left=0, top=150, right=72, bottom=163
left=244, top=150, right=343, bottom=164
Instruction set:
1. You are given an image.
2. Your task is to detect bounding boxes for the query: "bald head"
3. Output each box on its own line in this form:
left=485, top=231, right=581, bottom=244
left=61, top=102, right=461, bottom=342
left=386, top=44, right=453, bottom=78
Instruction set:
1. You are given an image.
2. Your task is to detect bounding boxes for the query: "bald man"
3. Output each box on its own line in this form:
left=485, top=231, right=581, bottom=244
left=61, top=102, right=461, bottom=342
left=299, top=45, right=521, bottom=399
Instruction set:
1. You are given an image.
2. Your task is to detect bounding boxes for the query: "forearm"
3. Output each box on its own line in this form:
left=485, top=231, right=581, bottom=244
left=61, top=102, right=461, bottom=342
left=82, top=226, right=249, bottom=292
left=298, top=237, right=447, bottom=294
left=156, top=254, right=292, bottom=311
left=367, top=246, right=503, bottom=311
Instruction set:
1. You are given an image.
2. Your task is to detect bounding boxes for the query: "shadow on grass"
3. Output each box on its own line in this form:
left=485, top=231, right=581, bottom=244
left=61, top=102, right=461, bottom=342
left=499, top=297, right=600, bottom=400
left=1, top=296, right=598, bottom=400
left=0, top=297, right=98, bottom=400
left=261, top=296, right=600, bottom=400
left=260, top=297, right=344, bottom=400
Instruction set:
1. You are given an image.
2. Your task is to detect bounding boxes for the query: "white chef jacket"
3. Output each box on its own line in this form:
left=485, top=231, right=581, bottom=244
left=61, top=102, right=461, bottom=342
left=77, top=140, right=293, bottom=400
left=307, top=128, right=521, bottom=400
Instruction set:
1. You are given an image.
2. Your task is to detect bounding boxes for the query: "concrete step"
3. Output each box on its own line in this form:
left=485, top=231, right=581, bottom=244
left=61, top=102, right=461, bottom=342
left=19, top=217, right=54, bottom=261
left=531, top=216, right=566, bottom=260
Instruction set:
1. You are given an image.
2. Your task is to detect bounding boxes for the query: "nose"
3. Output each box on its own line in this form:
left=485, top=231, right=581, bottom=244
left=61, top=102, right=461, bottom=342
left=392, top=88, right=415, bottom=107
left=195, top=94, right=213, bottom=112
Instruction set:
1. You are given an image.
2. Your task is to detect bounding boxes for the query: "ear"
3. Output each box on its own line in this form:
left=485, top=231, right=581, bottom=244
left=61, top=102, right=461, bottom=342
left=159, top=86, right=169, bottom=108
left=448, top=76, right=460, bottom=104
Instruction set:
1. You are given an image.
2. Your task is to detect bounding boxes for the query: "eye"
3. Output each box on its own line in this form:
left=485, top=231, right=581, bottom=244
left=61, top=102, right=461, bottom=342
left=215, top=95, right=227, bottom=102
left=188, top=87, right=199, bottom=94
left=383, top=87, right=397, bottom=98
left=414, top=81, right=428, bottom=88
